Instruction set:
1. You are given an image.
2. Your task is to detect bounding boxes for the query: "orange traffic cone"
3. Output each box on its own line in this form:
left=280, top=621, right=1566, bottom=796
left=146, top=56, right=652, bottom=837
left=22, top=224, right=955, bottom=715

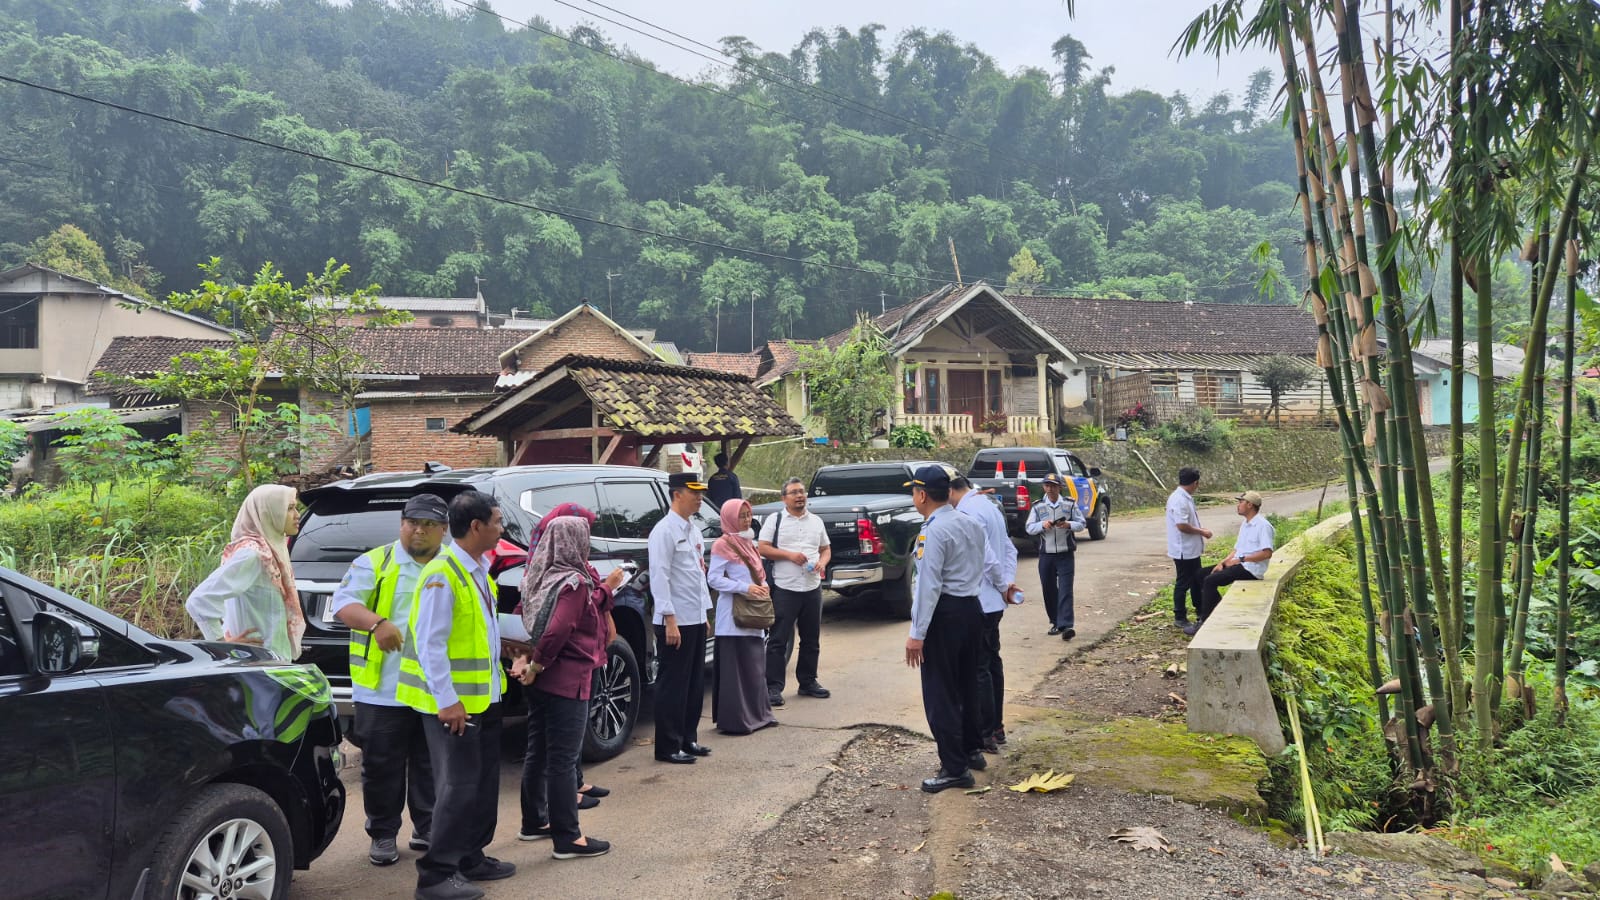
left=994, top=457, right=1004, bottom=479
left=1017, top=459, right=1028, bottom=482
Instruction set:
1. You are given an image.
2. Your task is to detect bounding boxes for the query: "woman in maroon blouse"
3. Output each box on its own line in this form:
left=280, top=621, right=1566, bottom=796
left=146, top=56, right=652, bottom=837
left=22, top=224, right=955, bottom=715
left=511, top=515, right=624, bottom=859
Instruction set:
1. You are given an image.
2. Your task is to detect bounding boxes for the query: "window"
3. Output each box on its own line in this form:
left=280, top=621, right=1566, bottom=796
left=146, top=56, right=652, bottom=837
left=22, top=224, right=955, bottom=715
left=596, top=481, right=666, bottom=540
left=0, top=297, right=38, bottom=349
left=923, top=369, right=941, bottom=413
left=692, top=496, right=725, bottom=540
left=1151, top=376, right=1179, bottom=400
left=987, top=370, right=1003, bottom=414
left=1220, top=375, right=1241, bottom=404
left=424, top=417, right=447, bottom=431
left=520, top=484, right=601, bottom=519
left=428, top=316, right=455, bottom=327
left=0, top=596, right=25, bottom=677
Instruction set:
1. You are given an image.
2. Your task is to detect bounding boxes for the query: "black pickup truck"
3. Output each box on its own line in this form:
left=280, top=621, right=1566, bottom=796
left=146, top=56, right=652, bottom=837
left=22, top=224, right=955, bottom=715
left=966, top=447, right=1110, bottom=543
left=752, top=460, right=935, bottom=618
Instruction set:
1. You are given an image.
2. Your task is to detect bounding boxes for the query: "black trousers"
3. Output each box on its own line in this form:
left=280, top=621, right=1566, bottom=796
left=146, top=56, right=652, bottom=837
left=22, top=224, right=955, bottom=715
left=973, top=609, right=1005, bottom=736
left=920, top=594, right=985, bottom=776
left=1038, top=550, right=1076, bottom=629
left=520, top=687, right=588, bottom=846
left=1200, top=564, right=1258, bottom=620
left=766, top=584, right=823, bottom=693
left=1172, top=556, right=1204, bottom=623
left=354, top=701, right=434, bottom=842
left=416, top=703, right=502, bottom=888
left=653, top=621, right=707, bottom=757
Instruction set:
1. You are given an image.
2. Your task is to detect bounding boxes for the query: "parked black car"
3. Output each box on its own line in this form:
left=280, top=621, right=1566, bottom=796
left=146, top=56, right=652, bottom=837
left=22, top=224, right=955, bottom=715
left=0, top=566, right=345, bottom=900
left=752, top=460, right=936, bottom=618
left=290, top=464, right=723, bottom=762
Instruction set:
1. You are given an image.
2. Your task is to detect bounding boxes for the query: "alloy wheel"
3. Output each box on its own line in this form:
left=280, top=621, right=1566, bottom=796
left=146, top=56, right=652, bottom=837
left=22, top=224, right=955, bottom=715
left=178, top=817, right=278, bottom=900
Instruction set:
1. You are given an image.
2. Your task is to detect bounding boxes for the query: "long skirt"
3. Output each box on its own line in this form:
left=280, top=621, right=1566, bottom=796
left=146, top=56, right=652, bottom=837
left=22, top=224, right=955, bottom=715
left=712, top=635, right=777, bottom=735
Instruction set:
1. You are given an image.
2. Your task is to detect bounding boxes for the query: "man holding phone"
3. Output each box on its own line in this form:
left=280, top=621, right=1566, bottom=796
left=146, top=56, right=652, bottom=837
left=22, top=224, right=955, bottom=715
left=1025, top=473, right=1087, bottom=640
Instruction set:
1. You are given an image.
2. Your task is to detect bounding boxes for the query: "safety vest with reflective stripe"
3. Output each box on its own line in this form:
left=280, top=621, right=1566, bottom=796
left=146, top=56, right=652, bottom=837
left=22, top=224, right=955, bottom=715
left=347, top=544, right=403, bottom=691
left=394, top=554, right=505, bottom=714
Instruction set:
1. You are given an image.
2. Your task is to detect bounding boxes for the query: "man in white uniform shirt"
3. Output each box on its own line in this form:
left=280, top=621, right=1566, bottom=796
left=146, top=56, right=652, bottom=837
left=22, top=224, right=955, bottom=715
left=950, top=476, right=1019, bottom=754
left=1196, top=490, right=1275, bottom=626
left=758, top=476, right=833, bottom=708
left=647, top=472, right=715, bottom=764
left=1165, top=468, right=1212, bottom=635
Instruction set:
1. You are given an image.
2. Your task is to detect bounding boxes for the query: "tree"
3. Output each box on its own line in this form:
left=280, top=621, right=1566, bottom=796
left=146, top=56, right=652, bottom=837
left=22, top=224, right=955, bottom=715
left=796, top=313, right=897, bottom=444
left=1006, top=247, right=1047, bottom=293
left=1251, top=355, right=1311, bottom=425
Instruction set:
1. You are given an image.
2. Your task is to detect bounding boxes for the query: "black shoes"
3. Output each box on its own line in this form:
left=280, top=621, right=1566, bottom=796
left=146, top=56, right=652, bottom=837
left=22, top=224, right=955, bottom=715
left=414, top=874, right=483, bottom=900
left=517, top=824, right=552, bottom=841
left=798, top=682, right=831, bottom=698
left=980, top=736, right=1001, bottom=755
left=1047, top=625, right=1063, bottom=636
left=1181, top=622, right=1201, bottom=636
left=577, top=794, right=600, bottom=810
left=409, top=834, right=431, bottom=852
left=579, top=784, right=610, bottom=798
left=993, top=728, right=1008, bottom=745
left=552, top=837, right=611, bottom=860
left=369, top=837, right=399, bottom=866
left=460, top=856, right=516, bottom=882
left=1060, top=628, right=1076, bottom=641
left=769, top=691, right=786, bottom=707
left=967, top=751, right=988, bottom=771
left=685, top=742, right=713, bottom=757
left=921, top=770, right=976, bottom=793
left=657, top=751, right=696, bottom=764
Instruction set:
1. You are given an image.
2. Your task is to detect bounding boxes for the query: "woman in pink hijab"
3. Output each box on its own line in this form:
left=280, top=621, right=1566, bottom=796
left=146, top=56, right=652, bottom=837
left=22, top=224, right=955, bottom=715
left=707, top=498, right=778, bottom=735
left=186, top=483, right=306, bottom=660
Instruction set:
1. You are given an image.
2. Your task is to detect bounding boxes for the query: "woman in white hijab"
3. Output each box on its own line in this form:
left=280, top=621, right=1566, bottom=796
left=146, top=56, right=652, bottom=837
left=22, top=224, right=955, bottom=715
left=186, top=483, right=306, bottom=660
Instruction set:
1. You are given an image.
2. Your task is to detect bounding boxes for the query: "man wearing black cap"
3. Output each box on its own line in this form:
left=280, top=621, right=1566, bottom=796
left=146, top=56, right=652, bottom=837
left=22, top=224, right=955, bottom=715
left=904, top=464, right=989, bottom=793
left=1025, top=473, right=1087, bottom=640
left=332, top=493, right=450, bottom=867
left=647, top=472, right=716, bottom=764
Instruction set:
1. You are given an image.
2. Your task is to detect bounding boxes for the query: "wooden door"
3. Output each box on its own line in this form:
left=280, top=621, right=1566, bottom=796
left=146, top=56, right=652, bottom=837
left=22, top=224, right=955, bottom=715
left=949, top=370, right=986, bottom=422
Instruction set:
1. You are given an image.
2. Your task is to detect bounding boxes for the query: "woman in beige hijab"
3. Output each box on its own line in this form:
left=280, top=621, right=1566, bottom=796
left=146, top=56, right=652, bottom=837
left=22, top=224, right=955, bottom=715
left=186, top=484, right=306, bottom=660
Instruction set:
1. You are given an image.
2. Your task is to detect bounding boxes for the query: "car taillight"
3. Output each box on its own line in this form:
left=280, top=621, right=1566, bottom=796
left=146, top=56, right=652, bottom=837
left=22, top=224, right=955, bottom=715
left=857, top=517, right=884, bottom=555
left=487, top=538, right=528, bottom=578
left=1016, top=484, right=1031, bottom=511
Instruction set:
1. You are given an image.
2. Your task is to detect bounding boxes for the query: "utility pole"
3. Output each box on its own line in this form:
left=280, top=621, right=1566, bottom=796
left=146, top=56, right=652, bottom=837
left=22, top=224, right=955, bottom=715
left=714, top=297, right=723, bottom=353
left=880, top=290, right=887, bottom=314
left=750, top=289, right=757, bottom=352
left=605, top=271, right=622, bottom=318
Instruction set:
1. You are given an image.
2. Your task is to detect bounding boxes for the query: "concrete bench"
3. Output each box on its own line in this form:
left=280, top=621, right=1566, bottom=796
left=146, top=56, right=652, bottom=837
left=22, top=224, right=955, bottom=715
left=1185, top=513, right=1356, bottom=754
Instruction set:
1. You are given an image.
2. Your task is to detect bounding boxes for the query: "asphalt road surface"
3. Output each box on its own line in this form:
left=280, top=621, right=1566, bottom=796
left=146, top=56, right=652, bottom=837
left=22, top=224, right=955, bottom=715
left=290, top=482, right=1344, bottom=899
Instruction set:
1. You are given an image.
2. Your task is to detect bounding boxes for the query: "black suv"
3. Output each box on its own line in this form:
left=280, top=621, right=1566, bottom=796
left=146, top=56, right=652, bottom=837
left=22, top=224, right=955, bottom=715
left=0, top=566, right=345, bottom=900
left=291, top=464, right=723, bottom=762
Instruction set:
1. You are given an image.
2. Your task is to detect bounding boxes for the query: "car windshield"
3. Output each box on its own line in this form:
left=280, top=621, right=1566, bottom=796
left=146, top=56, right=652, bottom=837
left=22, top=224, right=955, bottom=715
left=811, top=467, right=911, bottom=496
left=293, top=497, right=414, bottom=564
left=968, top=451, right=1054, bottom=478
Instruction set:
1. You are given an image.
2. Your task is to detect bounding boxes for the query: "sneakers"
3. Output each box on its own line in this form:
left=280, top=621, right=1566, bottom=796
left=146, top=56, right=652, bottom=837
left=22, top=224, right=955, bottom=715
left=414, top=875, right=484, bottom=900
left=1060, top=628, right=1076, bottom=641
left=369, top=836, right=399, bottom=866
left=518, top=824, right=552, bottom=841
left=1181, top=622, right=1201, bottom=637
left=409, top=834, right=431, bottom=852
left=798, top=682, right=831, bottom=698
left=459, top=856, right=516, bottom=882
left=552, top=837, right=612, bottom=859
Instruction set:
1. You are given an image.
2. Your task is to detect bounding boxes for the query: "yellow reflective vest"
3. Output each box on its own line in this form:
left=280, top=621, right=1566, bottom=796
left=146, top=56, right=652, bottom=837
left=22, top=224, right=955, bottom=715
left=394, top=553, right=505, bottom=714
left=347, top=544, right=403, bottom=691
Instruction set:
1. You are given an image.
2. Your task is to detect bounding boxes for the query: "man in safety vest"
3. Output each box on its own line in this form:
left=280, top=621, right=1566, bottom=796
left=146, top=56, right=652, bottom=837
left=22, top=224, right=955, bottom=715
left=332, top=493, right=450, bottom=867
left=396, top=490, right=515, bottom=900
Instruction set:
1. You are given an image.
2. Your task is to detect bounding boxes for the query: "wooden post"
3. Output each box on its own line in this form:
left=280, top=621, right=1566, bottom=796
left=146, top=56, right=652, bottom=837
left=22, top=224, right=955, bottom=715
left=728, top=436, right=753, bottom=468
left=597, top=432, right=625, bottom=464
left=1034, top=353, right=1049, bottom=433
left=591, top=407, right=600, bottom=463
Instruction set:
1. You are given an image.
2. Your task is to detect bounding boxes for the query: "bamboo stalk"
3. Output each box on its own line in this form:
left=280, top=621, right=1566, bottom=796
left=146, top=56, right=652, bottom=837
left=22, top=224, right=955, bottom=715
left=1555, top=240, right=1577, bottom=722
left=1286, top=690, right=1325, bottom=856
left=1444, top=0, right=1469, bottom=725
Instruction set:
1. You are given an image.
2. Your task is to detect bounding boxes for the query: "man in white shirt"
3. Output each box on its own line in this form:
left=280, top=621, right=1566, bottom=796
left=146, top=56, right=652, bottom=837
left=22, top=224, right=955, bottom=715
left=758, top=476, right=833, bottom=708
left=647, top=472, right=715, bottom=764
left=950, top=476, right=1019, bottom=754
left=331, top=493, right=449, bottom=867
left=1165, top=468, right=1212, bottom=634
left=1196, top=490, right=1276, bottom=627
left=1024, top=473, right=1087, bottom=640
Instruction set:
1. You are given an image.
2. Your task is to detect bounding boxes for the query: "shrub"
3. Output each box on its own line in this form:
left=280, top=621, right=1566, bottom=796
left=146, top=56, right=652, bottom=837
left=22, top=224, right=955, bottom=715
left=890, top=423, right=937, bottom=450
left=1117, top=402, right=1156, bottom=431
left=0, top=483, right=234, bottom=561
left=1075, top=423, right=1108, bottom=444
left=1155, top=407, right=1234, bottom=453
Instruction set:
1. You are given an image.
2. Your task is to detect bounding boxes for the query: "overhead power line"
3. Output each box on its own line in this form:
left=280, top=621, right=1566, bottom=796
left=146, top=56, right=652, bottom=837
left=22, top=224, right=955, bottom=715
left=0, top=72, right=980, bottom=287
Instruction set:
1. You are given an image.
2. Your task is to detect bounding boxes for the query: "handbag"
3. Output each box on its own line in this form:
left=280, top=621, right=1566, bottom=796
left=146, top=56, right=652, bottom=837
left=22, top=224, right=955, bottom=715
left=732, top=561, right=775, bottom=629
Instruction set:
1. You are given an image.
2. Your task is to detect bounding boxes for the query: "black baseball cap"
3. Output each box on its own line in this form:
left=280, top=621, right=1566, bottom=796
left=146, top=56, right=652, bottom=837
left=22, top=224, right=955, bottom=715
left=403, top=493, right=449, bottom=522
left=904, top=464, right=955, bottom=490
left=668, top=472, right=708, bottom=492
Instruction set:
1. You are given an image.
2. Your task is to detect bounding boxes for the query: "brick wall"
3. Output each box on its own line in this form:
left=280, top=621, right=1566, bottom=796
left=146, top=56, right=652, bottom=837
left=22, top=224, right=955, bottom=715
left=369, top=396, right=504, bottom=472
left=515, top=310, right=651, bottom=373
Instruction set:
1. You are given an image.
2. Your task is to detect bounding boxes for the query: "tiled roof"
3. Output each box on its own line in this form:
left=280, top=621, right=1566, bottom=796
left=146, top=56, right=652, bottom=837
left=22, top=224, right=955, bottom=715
left=684, top=351, right=763, bottom=378
left=753, top=339, right=816, bottom=386
left=1007, top=295, right=1317, bottom=355
left=458, top=353, right=803, bottom=439
left=86, top=337, right=234, bottom=394
left=324, top=296, right=484, bottom=313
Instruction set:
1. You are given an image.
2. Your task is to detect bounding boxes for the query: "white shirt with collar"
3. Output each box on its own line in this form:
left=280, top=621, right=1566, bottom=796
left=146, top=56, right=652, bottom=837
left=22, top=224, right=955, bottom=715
left=411, top=542, right=502, bottom=710
left=330, top=541, right=430, bottom=707
left=1235, top=515, right=1276, bottom=579
left=956, top=491, right=1017, bottom=614
left=647, top=509, right=711, bottom=625
left=1166, top=487, right=1205, bottom=560
left=759, top=506, right=829, bottom=592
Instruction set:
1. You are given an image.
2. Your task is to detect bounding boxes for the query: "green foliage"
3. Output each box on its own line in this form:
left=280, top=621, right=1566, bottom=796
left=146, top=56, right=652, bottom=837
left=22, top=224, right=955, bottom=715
left=889, top=423, right=936, bottom=450
left=24, top=224, right=153, bottom=299
left=798, top=314, right=897, bottom=445
left=1005, top=246, right=1046, bottom=293
left=49, top=408, right=166, bottom=504
left=1154, top=407, right=1234, bottom=453
left=1116, top=402, right=1156, bottom=431
left=0, top=420, right=26, bottom=487
left=1075, top=423, right=1108, bottom=443
left=1252, top=355, right=1313, bottom=424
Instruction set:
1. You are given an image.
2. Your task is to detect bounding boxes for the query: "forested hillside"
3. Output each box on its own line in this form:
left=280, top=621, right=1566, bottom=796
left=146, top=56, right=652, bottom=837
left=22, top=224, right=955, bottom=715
left=0, top=0, right=1301, bottom=347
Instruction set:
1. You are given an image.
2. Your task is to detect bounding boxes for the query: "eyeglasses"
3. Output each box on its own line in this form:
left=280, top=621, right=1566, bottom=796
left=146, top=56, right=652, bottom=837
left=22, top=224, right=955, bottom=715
left=783, top=490, right=806, bottom=497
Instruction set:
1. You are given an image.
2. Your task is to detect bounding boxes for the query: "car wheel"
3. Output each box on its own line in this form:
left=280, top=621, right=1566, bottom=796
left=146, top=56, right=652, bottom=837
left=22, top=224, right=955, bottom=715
left=883, top=573, right=913, bottom=619
left=146, top=783, right=293, bottom=900
left=583, top=637, right=641, bottom=763
left=1087, top=502, right=1109, bottom=540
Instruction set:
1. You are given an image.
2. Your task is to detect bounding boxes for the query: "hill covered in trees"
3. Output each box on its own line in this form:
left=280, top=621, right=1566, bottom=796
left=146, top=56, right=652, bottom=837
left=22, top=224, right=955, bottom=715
left=0, top=0, right=1301, bottom=348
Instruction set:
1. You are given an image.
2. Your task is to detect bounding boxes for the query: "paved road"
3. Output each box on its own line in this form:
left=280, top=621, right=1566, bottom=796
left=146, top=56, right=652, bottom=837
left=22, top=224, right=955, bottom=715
left=290, top=482, right=1343, bottom=899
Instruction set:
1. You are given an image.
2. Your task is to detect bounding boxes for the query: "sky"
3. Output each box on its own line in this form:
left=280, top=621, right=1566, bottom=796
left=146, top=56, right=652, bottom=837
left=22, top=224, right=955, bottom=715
left=481, top=0, right=1280, bottom=102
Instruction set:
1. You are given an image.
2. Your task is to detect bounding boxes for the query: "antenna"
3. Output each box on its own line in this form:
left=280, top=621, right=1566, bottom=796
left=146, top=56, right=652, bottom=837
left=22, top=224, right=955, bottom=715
left=947, top=237, right=963, bottom=287
left=605, top=271, right=622, bottom=318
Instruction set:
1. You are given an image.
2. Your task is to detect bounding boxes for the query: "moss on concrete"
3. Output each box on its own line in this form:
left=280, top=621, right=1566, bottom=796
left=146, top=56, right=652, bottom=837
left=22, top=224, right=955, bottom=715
left=1004, top=706, right=1270, bottom=820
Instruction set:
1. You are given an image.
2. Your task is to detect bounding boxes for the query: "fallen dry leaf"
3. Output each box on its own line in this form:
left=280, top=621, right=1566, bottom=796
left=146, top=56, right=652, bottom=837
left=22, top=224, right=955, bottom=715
left=1305, top=866, right=1331, bottom=876
left=1042, top=694, right=1062, bottom=700
left=1008, top=770, right=1077, bottom=793
left=1206, top=847, right=1226, bottom=856
left=910, top=840, right=927, bottom=853
left=964, top=785, right=992, bottom=795
left=1109, top=826, right=1173, bottom=853
left=1167, top=692, right=1188, bottom=709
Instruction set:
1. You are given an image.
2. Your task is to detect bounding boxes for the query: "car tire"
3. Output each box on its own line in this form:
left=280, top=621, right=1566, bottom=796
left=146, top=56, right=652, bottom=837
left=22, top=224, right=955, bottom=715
left=883, top=572, right=914, bottom=620
left=1087, top=502, right=1110, bottom=540
left=146, top=783, right=294, bottom=900
left=583, top=637, right=641, bottom=763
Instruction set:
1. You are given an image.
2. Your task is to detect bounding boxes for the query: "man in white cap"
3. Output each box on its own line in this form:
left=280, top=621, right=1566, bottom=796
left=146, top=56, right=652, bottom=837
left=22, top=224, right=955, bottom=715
left=1192, top=490, right=1275, bottom=632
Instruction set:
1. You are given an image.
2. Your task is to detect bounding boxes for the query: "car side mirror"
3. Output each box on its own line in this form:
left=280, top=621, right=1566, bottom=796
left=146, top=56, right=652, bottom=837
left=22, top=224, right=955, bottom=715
left=1089, top=467, right=1102, bottom=478
left=630, top=569, right=650, bottom=596
left=32, top=610, right=99, bottom=676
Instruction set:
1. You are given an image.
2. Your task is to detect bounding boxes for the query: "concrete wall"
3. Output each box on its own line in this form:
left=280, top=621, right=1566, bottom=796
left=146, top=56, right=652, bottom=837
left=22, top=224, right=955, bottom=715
left=1420, top=370, right=1480, bottom=426
left=37, top=292, right=230, bottom=387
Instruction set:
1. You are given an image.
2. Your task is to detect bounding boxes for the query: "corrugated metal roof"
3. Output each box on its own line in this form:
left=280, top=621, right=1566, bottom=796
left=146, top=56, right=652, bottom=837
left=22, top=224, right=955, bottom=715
left=1080, top=351, right=1318, bottom=373
left=18, top=403, right=180, bottom=433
